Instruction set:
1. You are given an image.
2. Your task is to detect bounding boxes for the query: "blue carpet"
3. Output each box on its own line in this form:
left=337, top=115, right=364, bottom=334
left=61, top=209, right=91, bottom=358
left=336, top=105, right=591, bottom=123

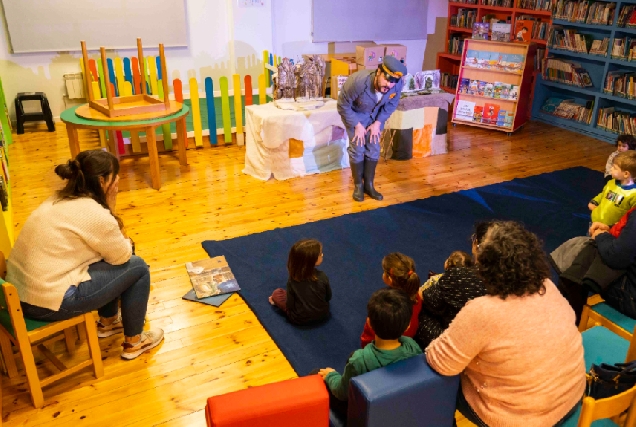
left=202, top=167, right=604, bottom=375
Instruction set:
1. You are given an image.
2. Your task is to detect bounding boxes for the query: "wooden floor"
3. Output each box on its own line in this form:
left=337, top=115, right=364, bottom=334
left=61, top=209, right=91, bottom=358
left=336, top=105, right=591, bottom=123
left=1, top=120, right=612, bottom=426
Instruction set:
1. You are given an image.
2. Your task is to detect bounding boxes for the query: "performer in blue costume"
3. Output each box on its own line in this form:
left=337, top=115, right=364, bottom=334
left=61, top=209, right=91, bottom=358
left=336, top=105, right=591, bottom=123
left=337, top=56, right=407, bottom=202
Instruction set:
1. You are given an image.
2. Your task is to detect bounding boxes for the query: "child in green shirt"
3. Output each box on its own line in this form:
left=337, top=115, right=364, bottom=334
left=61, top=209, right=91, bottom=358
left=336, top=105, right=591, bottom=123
left=589, top=151, right=636, bottom=226
left=317, top=288, right=422, bottom=418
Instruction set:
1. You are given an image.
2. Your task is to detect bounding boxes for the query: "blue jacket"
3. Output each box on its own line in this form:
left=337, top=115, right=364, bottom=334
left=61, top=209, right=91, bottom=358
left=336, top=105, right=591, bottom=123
left=336, top=69, right=403, bottom=132
left=596, top=213, right=636, bottom=298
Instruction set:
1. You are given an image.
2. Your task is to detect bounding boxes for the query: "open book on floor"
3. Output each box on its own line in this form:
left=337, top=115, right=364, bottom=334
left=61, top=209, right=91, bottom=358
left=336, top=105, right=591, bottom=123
left=182, top=289, right=232, bottom=307
left=185, top=255, right=241, bottom=299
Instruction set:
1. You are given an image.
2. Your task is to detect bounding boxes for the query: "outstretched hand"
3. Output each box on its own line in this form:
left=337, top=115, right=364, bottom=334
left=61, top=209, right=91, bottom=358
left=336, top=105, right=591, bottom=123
left=318, top=368, right=335, bottom=378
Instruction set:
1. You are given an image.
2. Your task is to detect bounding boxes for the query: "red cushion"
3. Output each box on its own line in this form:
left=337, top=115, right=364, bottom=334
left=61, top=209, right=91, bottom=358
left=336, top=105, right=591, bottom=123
left=205, top=375, right=329, bottom=427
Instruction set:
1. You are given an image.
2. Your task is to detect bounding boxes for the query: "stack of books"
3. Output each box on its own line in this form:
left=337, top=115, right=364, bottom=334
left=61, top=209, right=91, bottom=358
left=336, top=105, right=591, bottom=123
left=585, top=2, right=616, bottom=25
left=610, top=37, right=636, bottom=61
left=554, top=0, right=616, bottom=25
left=589, top=38, right=611, bottom=56
left=617, top=3, right=636, bottom=27
left=547, top=26, right=595, bottom=53
left=541, top=97, right=594, bottom=124
left=518, top=0, right=553, bottom=11
left=542, top=57, right=594, bottom=87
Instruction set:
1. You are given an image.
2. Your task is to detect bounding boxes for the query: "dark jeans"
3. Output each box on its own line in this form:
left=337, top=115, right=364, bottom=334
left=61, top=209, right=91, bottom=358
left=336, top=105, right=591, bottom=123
left=602, top=276, right=636, bottom=319
left=455, top=386, right=579, bottom=427
left=21, top=256, right=150, bottom=337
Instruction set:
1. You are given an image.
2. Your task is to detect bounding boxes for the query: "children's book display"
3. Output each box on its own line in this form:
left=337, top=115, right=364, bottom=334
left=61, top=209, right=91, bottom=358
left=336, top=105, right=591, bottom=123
left=473, top=23, right=490, bottom=40
left=185, top=255, right=240, bottom=300
left=515, top=20, right=533, bottom=42
left=402, top=70, right=441, bottom=93
left=491, top=23, right=512, bottom=42
left=453, top=38, right=535, bottom=133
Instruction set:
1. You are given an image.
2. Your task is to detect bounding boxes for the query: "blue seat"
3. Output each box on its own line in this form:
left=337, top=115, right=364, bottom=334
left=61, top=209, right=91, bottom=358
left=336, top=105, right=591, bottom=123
left=560, top=403, right=619, bottom=427
left=580, top=301, right=634, bottom=341
left=330, top=355, right=459, bottom=427
left=582, top=326, right=633, bottom=372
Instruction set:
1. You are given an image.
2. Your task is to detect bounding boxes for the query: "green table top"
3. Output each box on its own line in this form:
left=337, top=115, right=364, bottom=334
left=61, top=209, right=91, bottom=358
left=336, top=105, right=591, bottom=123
left=60, top=104, right=190, bottom=127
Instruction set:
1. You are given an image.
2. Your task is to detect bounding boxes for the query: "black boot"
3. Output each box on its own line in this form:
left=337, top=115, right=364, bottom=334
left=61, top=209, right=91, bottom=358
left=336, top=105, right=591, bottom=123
left=363, top=159, right=383, bottom=201
left=350, top=160, right=365, bottom=202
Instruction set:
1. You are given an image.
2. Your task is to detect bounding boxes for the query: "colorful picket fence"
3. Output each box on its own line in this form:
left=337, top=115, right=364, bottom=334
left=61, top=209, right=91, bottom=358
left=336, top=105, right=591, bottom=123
left=80, top=50, right=279, bottom=154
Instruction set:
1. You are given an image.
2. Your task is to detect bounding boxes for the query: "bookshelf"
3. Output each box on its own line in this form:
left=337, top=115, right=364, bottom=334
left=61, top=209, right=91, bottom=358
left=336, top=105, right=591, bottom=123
left=438, top=0, right=552, bottom=107
left=531, top=0, right=636, bottom=142
left=451, top=39, right=537, bottom=132
left=0, top=76, right=13, bottom=256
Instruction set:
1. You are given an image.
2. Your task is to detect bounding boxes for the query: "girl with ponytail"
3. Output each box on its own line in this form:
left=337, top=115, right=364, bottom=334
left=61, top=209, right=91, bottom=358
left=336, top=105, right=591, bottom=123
left=7, top=150, right=163, bottom=360
left=359, top=252, right=423, bottom=348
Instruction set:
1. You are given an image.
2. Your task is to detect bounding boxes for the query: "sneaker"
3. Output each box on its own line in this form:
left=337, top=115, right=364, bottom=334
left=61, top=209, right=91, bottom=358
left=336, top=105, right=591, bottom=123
left=120, top=329, right=164, bottom=360
left=97, top=312, right=123, bottom=338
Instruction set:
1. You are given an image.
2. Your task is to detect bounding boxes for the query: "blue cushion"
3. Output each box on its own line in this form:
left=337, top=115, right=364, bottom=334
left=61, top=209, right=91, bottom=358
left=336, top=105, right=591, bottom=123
left=347, top=355, right=459, bottom=427
left=560, top=403, right=618, bottom=426
left=592, top=302, right=636, bottom=335
left=582, top=326, right=630, bottom=372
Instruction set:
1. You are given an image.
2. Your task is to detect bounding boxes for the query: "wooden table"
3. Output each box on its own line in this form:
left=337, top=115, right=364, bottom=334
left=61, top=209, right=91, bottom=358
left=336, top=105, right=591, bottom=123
left=60, top=104, right=190, bottom=190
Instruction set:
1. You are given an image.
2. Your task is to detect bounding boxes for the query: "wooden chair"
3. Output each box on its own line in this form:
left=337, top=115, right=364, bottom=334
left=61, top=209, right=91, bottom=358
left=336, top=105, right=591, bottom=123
left=579, top=299, right=634, bottom=341
left=562, top=383, right=636, bottom=427
left=582, top=326, right=636, bottom=372
left=0, top=252, right=103, bottom=408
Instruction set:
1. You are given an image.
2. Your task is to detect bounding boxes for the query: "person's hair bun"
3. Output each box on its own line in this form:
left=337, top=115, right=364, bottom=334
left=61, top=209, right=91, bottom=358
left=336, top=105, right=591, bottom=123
left=54, top=159, right=81, bottom=180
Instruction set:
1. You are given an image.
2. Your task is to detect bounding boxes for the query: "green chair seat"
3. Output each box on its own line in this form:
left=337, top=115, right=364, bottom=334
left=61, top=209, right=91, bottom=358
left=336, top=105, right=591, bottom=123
left=592, top=303, right=636, bottom=335
left=582, top=326, right=630, bottom=372
left=0, top=278, right=52, bottom=337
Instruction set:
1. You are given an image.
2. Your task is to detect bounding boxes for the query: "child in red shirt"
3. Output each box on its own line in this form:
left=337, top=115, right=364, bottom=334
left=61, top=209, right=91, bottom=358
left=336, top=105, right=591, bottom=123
left=360, top=252, right=422, bottom=348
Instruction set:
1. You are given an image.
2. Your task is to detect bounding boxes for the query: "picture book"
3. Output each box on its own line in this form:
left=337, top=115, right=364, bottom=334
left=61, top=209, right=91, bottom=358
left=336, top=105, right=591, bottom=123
left=182, top=289, right=232, bottom=307
left=477, top=80, right=486, bottom=96
left=504, top=53, right=525, bottom=73
left=509, top=85, right=519, bottom=99
left=500, top=84, right=511, bottom=99
left=477, top=50, right=491, bottom=68
left=473, top=23, right=489, bottom=40
left=469, top=79, right=479, bottom=94
left=185, top=255, right=241, bottom=299
left=493, top=82, right=503, bottom=98
left=491, top=23, right=512, bottom=42
left=515, top=20, right=533, bottom=42
left=402, top=74, right=416, bottom=91
left=419, top=70, right=441, bottom=90
left=505, top=111, right=515, bottom=127
left=482, top=103, right=501, bottom=124
left=484, top=82, right=495, bottom=97
left=455, top=100, right=476, bottom=121
left=465, top=49, right=479, bottom=67
left=473, top=105, right=484, bottom=122
left=496, top=110, right=507, bottom=126
left=459, top=78, right=470, bottom=93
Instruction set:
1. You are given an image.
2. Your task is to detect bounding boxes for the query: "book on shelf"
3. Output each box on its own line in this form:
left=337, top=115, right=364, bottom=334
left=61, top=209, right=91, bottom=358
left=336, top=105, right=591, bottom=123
left=535, top=48, right=546, bottom=71
left=0, top=176, right=7, bottom=212
left=542, top=57, right=594, bottom=87
left=472, top=23, right=489, bottom=40
left=586, top=2, right=616, bottom=25
left=504, top=111, right=515, bottom=127
left=455, top=100, right=477, bottom=121
left=482, top=103, right=501, bottom=125
left=441, top=72, right=459, bottom=90
left=515, top=20, right=533, bottom=42
left=464, top=49, right=525, bottom=73
left=185, top=255, right=241, bottom=299
left=554, top=0, right=616, bottom=25
left=589, top=38, right=610, bottom=56
left=548, top=26, right=595, bottom=53
left=484, top=82, right=495, bottom=97
left=496, top=110, right=507, bottom=126
left=449, top=34, right=468, bottom=55
left=617, top=4, right=636, bottom=27
left=597, top=107, right=636, bottom=135
left=450, top=0, right=478, bottom=3
left=604, top=71, right=636, bottom=98
left=491, top=23, right=512, bottom=42
left=518, top=0, right=553, bottom=11
left=481, top=0, right=513, bottom=6
left=459, top=78, right=470, bottom=93
left=477, top=80, right=486, bottom=96
left=473, top=106, right=484, bottom=122
left=611, top=37, right=636, bottom=61
left=451, top=8, right=477, bottom=29
left=540, top=97, right=594, bottom=124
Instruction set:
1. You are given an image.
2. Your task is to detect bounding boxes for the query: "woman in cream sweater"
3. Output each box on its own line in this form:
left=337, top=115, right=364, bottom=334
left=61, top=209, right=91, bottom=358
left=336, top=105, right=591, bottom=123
left=426, top=221, right=585, bottom=427
left=6, top=150, right=163, bottom=360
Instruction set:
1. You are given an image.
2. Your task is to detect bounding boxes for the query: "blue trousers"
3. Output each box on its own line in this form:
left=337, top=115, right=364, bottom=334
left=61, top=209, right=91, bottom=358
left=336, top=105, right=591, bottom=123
left=21, top=256, right=151, bottom=337
left=346, top=127, right=381, bottom=163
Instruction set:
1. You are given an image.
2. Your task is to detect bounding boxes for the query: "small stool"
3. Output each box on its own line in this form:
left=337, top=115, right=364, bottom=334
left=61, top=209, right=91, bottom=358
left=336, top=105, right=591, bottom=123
left=15, top=92, right=55, bottom=134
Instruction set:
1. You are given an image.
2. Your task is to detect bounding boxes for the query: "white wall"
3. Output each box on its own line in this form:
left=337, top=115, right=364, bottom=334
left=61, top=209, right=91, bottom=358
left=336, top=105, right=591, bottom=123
left=271, top=0, right=448, bottom=75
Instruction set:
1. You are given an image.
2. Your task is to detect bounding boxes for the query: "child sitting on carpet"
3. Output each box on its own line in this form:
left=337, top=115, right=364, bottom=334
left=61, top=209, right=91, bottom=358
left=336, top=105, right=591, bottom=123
left=604, top=134, right=636, bottom=180
left=589, top=151, right=636, bottom=227
left=360, top=252, right=422, bottom=348
left=317, top=288, right=422, bottom=419
left=268, top=238, right=332, bottom=325
left=419, top=250, right=474, bottom=294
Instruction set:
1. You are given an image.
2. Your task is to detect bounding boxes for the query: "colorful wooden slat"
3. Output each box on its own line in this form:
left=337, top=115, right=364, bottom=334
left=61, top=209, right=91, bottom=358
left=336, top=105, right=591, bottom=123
left=155, top=56, right=162, bottom=81
left=147, top=57, right=159, bottom=96
left=130, top=131, right=141, bottom=153
left=204, top=77, right=217, bottom=145
left=244, top=75, right=253, bottom=106
left=107, top=58, right=118, bottom=96
left=98, top=130, right=107, bottom=148
left=269, top=53, right=274, bottom=87
left=91, top=82, right=101, bottom=99
left=173, top=78, right=183, bottom=102
left=157, top=81, right=173, bottom=150
left=108, top=83, right=125, bottom=154
left=122, top=81, right=133, bottom=96
left=189, top=78, right=203, bottom=147
left=258, top=74, right=266, bottom=105
left=114, top=58, right=125, bottom=96
left=88, top=59, right=99, bottom=84
left=263, top=50, right=269, bottom=87
left=123, top=58, right=133, bottom=92
left=220, top=77, right=232, bottom=144
left=132, top=57, right=141, bottom=95
left=97, top=58, right=106, bottom=98
left=233, top=74, right=244, bottom=145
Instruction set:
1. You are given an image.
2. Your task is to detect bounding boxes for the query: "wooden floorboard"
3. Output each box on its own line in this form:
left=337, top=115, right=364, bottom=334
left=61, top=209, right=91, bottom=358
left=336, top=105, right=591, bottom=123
left=1, top=121, right=612, bottom=426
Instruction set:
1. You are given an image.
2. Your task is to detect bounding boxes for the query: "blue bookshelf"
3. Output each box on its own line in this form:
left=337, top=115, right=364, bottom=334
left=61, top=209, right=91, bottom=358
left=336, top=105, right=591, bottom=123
left=531, top=0, right=636, bottom=143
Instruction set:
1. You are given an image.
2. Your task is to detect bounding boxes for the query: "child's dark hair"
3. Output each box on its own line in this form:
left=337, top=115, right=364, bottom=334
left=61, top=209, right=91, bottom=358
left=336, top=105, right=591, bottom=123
left=382, top=253, right=420, bottom=302
left=287, top=239, right=322, bottom=282
left=471, top=220, right=495, bottom=246
left=617, top=134, right=636, bottom=150
left=446, top=251, right=474, bottom=269
left=367, top=288, right=413, bottom=340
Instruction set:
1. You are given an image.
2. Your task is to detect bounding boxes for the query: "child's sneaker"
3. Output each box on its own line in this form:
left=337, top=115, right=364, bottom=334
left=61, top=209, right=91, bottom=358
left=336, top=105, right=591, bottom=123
left=97, top=312, right=123, bottom=338
left=120, top=329, right=164, bottom=360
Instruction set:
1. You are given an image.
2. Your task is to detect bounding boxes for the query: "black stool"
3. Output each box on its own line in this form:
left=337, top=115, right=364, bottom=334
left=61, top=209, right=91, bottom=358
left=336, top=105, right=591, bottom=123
left=15, top=92, right=55, bottom=134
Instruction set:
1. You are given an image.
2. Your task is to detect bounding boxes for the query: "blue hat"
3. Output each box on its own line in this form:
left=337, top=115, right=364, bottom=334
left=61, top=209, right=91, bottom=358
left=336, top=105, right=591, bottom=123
left=381, top=56, right=407, bottom=80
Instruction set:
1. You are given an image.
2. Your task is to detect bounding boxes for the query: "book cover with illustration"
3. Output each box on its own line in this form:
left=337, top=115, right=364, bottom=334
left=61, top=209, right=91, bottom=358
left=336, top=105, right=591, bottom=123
left=496, top=110, right=507, bottom=126
left=504, top=54, right=525, bottom=73
left=515, top=20, right=533, bottom=42
left=493, top=82, right=503, bottom=98
left=500, top=84, right=511, bottom=99
left=509, top=85, right=519, bottom=99
left=469, top=79, right=479, bottom=94
left=491, top=23, right=511, bottom=42
left=185, top=255, right=241, bottom=299
left=459, top=78, right=470, bottom=93
left=505, top=111, right=515, bottom=127
left=455, top=100, right=477, bottom=121
left=484, top=82, right=495, bottom=97
left=477, top=80, right=486, bottom=96
left=473, top=105, right=484, bottom=122
left=473, top=23, right=489, bottom=40
left=482, top=103, right=501, bottom=124
left=465, top=49, right=479, bottom=67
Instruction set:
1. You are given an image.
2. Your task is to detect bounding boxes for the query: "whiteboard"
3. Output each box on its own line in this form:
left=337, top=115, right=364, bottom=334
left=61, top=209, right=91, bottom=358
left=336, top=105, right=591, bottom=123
left=1, top=0, right=188, bottom=53
left=312, top=0, right=427, bottom=42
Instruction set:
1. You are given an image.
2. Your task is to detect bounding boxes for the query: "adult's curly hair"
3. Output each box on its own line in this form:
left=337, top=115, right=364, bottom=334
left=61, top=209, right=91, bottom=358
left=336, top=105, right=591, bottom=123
left=476, top=221, right=550, bottom=299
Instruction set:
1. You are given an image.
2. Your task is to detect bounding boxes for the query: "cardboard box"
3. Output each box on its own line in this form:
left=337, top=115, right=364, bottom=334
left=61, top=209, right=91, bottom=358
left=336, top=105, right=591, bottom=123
left=383, top=44, right=407, bottom=64
left=356, top=43, right=385, bottom=68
